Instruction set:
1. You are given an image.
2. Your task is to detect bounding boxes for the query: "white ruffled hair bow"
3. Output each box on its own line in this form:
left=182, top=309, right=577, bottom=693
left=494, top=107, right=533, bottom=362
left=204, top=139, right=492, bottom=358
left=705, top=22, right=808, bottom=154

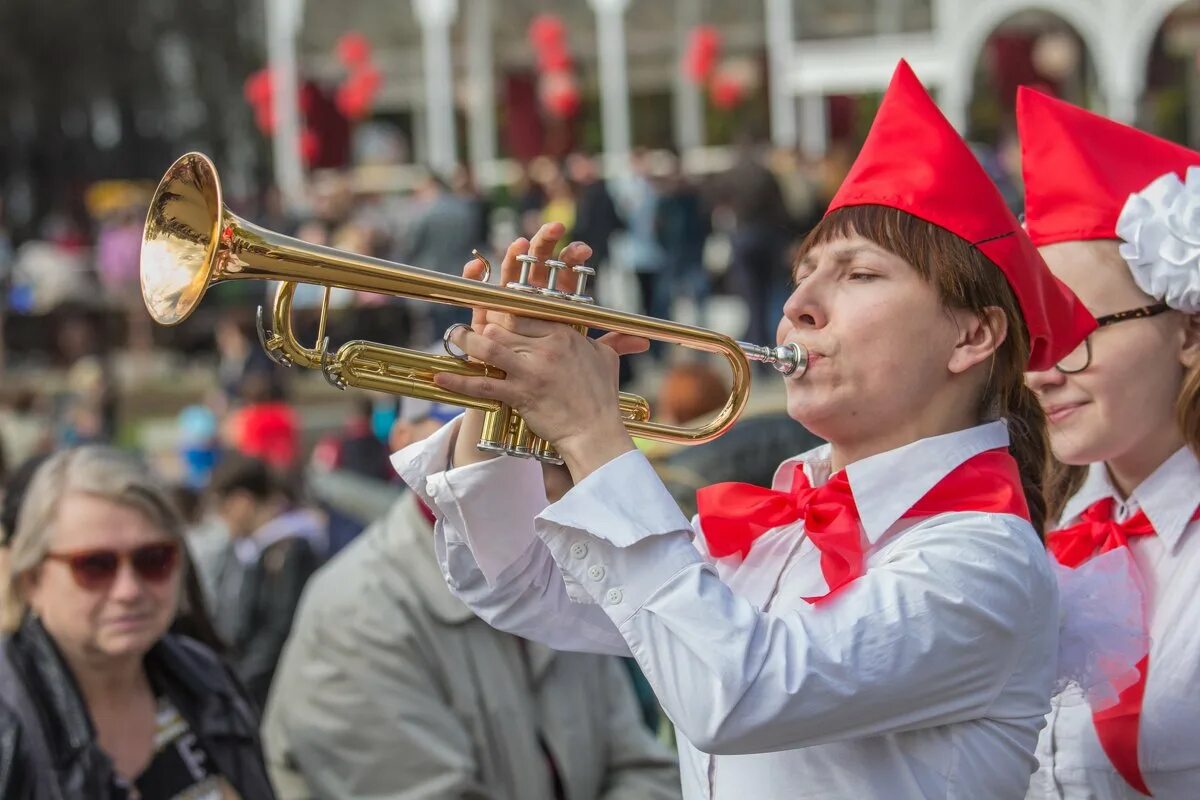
left=1116, top=165, right=1200, bottom=313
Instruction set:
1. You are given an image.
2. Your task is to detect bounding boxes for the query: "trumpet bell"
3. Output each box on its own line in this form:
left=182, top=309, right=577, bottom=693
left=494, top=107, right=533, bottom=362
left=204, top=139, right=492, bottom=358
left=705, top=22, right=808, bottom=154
left=141, top=152, right=224, bottom=326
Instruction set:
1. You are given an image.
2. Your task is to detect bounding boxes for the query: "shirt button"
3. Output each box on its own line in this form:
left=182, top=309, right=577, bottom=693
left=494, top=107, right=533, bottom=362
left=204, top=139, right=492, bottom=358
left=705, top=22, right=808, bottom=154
left=605, top=588, right=623, bottom=605
left=426, top=482, right=439, bottom=500
left=570, top=542, right=588, bottom=559
left=588, top=565, right=606, bottom=581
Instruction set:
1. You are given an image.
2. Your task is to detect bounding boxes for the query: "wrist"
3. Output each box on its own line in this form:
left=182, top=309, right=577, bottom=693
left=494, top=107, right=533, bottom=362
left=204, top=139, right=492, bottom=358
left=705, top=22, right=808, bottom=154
left=556, top=420, right=636, bottom=483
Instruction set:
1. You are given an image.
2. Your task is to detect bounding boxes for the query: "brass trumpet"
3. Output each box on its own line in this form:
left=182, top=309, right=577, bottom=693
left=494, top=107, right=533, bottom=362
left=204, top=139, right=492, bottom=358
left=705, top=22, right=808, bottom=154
left=140, top=152, right=806, bottom=464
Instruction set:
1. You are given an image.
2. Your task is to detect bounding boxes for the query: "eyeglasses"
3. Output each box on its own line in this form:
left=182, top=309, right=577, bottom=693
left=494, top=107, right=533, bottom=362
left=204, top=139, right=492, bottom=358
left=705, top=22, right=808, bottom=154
left=43, top=542, right=180, bottom=592
left=1055, top=303, right=1171, bottom=374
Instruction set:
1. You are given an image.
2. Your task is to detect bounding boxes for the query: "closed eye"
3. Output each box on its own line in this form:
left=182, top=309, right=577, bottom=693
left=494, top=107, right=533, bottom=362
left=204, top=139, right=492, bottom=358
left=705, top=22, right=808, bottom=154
left=848, top=272, right=879, bottom=281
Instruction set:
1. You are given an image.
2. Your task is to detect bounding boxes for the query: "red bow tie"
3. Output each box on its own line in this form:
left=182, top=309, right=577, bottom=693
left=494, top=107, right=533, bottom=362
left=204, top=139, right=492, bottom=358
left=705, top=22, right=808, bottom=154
left=696, top=448, right=1029, bottom=604
left=1047, top=498, right=1200, bottom=796
left=1047, top=498, right=1155, bottom=568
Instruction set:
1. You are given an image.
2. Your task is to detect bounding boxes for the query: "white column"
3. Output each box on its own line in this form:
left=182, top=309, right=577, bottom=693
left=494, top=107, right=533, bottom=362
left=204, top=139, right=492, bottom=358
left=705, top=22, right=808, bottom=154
left=673, top=0, right=704, bottom=153
left=414, top=0, right=460, bottom=177
left=588, top=0, right=633, bottom=176
left=799, top=93, right=827, bottom=158
left=266, top=0, right=306, bottom=213
left=765, top=0, right=797, bottom=148
left=465, top=0, right=497, bottom=185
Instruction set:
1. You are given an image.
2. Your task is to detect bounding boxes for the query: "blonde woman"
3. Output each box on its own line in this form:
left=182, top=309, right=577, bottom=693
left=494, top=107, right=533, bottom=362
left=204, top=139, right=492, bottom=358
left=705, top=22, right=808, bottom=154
left=0, top=446, right=274, bottom=799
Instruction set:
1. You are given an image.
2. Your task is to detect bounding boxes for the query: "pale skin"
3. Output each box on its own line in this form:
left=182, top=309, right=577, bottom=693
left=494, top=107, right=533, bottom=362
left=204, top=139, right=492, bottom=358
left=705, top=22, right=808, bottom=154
left=1026, top=240, right=1200, bottom=498
left=23, top=493, right=183, bottom=783
left=437, top=224, right=1008, bottom=484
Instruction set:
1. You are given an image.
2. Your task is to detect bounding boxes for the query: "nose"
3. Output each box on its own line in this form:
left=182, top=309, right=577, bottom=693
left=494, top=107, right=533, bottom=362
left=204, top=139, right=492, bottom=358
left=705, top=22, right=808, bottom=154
left=781, top=276, right=827, bottom=331
left=1025, top=366, right=1067, bottom=395
left=107, top=561, right=148, bottom=603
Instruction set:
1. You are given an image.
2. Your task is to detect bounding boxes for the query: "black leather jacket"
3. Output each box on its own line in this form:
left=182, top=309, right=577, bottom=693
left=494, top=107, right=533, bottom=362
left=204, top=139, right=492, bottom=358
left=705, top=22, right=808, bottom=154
left=0, top=616, right=276, bottom=800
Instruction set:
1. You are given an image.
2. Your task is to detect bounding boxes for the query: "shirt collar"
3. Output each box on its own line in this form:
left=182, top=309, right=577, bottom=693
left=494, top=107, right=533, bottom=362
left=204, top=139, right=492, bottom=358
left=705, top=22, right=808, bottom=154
left=1060, top=447, right=1200, bottom=552
left=771, top=420, right=1012, bottom=544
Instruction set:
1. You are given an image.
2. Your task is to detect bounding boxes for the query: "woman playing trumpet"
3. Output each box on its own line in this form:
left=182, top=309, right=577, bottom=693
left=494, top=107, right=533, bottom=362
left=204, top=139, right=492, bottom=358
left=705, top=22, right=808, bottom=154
left=393, top=62, right=1095, bottom=799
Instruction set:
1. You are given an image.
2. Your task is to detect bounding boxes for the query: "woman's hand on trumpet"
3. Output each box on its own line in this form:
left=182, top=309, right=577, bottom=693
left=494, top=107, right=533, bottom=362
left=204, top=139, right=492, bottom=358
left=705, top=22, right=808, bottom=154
left=442, top=223, right=649, bottom=483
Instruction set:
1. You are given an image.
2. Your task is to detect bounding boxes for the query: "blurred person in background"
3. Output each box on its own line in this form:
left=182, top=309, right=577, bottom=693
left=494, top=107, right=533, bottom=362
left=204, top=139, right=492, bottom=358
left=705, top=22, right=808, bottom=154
left=214, top=311, right=283, bottom=416
left=403, top=171, right=478, bottom=340
left=263, top=410, right=681, bottom=800
left=0, top=390, right=51, bottom=470
left=655, top=155, right=712, bottom=325
left=567, top=152, right=624, bottom=276
left=620, top=150, right=669, bottom=327
left=208, top=457, right=322, bottom=710
left=453, top=164, right=492, bottom=256
left=0, top=446, right=274, bottom=799
left=715, top=136, right=793, bottom=349
left=223, top=374, right=299, bottom=473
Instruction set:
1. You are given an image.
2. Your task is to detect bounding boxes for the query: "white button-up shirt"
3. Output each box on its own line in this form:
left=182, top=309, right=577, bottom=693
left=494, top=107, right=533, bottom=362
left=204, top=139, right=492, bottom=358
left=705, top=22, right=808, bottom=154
left=1027, top=447, right=1200, bottom=800
left=393, top=420, right=1058, bottom=799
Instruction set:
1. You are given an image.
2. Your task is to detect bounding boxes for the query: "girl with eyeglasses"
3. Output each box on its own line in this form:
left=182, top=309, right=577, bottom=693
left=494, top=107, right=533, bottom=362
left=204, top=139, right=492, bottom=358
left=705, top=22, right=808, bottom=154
left=394, top=62, right=1096, bottom=799
left=0, top=446, right=275, bottom=799
left=1019, top=89, right=1200, bottom=798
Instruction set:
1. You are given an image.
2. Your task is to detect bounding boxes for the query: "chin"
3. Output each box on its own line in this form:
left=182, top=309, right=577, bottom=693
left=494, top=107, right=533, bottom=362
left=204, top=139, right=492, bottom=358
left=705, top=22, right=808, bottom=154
left=785, top=396, right=845, bottom=442
left=1048, top=425, right=1118, bottom=467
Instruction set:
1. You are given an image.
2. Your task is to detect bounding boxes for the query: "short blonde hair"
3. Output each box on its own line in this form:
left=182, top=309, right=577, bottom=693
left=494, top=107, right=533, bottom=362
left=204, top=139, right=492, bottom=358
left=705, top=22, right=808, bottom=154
left=1, top=446, right=188, bottom=633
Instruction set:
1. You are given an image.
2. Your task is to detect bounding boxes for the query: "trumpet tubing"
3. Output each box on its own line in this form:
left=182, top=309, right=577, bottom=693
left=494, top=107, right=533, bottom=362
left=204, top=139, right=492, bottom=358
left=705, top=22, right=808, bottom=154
left=141, top=152, right=806, bottom=464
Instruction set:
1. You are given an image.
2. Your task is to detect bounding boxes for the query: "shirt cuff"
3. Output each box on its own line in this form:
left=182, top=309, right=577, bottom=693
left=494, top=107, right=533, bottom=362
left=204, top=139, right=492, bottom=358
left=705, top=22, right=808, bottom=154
left=391, top=415, right=549, bottom=584
left=538, top=449, right=693, bottom=547
left=535, top=449, right=700, bottom=623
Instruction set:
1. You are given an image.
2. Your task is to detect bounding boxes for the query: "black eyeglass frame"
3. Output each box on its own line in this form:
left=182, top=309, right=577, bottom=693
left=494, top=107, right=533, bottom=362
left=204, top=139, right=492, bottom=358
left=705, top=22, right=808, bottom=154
left=1055, top=302, right=1172, bottom=374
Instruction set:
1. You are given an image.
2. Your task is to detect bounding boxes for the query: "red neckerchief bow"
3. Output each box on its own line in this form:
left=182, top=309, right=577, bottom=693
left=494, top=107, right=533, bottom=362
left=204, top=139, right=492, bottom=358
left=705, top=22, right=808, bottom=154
left=696, top=448, right=1030, bottom=604
left=1046, top=497, right=1200, bottom=797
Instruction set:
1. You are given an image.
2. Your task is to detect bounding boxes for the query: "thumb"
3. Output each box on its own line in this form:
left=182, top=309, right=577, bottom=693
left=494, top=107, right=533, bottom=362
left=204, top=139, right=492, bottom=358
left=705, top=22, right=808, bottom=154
left=596, top=332, right=651, bottom=356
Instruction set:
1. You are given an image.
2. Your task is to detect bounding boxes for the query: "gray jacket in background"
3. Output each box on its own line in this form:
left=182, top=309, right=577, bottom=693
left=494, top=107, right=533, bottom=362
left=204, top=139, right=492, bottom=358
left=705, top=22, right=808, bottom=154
left=262, top=492, right=681, bottom=800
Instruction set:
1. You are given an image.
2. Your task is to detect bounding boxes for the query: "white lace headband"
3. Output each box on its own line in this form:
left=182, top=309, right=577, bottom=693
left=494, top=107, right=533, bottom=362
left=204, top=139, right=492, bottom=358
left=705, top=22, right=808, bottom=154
left=1115, top=165, right=1200, bottom=313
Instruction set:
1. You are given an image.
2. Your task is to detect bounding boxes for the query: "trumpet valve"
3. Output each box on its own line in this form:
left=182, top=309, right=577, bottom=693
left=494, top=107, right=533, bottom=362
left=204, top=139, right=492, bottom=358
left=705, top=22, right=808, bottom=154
left=569, top=264, right=595, bottom=304
left=507, top=254, right=540, bottom=293
left=541, top=259, right=568, bottom=298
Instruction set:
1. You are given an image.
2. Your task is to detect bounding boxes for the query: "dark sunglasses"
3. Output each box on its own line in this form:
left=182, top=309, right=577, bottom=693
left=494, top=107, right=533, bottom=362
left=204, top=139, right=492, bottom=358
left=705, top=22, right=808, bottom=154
left=43, top=542, right=180, bottom=591
left=1055, top=303, right=1171, bottom=374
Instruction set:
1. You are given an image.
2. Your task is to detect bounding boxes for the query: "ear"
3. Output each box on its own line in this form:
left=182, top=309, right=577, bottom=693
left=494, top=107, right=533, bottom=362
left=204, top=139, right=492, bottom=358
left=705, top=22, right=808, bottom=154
left=947, top=306, right=1008, bottom=375
left=1179, top=313, right=1200, bottom=370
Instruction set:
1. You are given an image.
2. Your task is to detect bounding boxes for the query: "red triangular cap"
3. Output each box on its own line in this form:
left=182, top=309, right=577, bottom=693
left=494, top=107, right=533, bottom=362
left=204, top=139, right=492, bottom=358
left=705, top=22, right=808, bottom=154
left=1017, top=87, right=1200, bottom=246
left=828, top=61, right=1095, bottom=371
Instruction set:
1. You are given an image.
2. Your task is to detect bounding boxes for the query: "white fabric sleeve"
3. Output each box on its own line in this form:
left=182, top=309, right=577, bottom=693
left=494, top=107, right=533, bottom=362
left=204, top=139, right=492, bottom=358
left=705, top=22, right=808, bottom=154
left=391, top=419, right=629, bottom=656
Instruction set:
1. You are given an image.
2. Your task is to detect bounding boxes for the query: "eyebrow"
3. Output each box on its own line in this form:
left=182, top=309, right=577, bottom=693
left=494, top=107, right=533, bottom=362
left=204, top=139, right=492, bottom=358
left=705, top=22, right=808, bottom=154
left=797, top=245, right=879, bottom=271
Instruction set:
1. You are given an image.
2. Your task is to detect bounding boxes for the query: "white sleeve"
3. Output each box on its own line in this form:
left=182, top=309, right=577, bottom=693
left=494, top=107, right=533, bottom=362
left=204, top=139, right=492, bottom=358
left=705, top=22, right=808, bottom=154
left=390, top=418, right=630, bottom=656
left=536, top=449, right=1050, bottom=755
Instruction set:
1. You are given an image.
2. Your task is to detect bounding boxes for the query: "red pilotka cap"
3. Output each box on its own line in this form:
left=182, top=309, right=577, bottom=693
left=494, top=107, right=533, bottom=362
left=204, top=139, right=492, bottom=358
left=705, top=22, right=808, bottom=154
left=827, top=61, right=1095, bottom=371
left=1017, top=86, right=1200, bottom=246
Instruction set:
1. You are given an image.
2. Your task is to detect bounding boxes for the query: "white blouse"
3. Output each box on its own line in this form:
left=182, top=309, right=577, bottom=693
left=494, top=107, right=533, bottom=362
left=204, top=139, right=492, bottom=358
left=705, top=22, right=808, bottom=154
left=1027, top=447, right=1200, bottom=799
left=393, top=420, right=1059, bottom=799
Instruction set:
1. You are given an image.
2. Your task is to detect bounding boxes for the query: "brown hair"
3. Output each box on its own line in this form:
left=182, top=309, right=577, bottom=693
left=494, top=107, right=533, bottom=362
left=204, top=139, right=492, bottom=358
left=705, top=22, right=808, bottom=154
left=1045, top=327, right=1200, bottom=526
left=795, top=205, right=1049, bottom=533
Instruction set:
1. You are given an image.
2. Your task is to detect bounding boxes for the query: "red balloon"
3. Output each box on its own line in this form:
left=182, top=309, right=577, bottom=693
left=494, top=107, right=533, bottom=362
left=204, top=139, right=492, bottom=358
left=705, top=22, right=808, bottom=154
left=709, top=73, right=744, bottom=110
left=254, top=104, right=276, bottom=135
left=336, top=32, right=372, bottom=69
left=538, top=45, right=574, bottom=73
left=528, top=14, right=566, bottom=49
left=541, top=72, right=581, bottom=119
left=355, top=66, right=383, bottom=97
left=684, top=25, right=722, bottom=84
left=336, top=83, right=369, bottom=120
left=244, top=69, right=273, bottom=108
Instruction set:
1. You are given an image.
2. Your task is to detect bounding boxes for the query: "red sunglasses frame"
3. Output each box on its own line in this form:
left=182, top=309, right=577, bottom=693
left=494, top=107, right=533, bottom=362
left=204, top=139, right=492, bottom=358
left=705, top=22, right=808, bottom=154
left=43, top=542, right=181, bottom=591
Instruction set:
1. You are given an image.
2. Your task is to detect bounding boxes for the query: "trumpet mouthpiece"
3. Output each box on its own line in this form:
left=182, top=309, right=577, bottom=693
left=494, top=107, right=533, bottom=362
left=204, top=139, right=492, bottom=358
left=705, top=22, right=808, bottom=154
left=738, top=342, right=808, bottom=377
